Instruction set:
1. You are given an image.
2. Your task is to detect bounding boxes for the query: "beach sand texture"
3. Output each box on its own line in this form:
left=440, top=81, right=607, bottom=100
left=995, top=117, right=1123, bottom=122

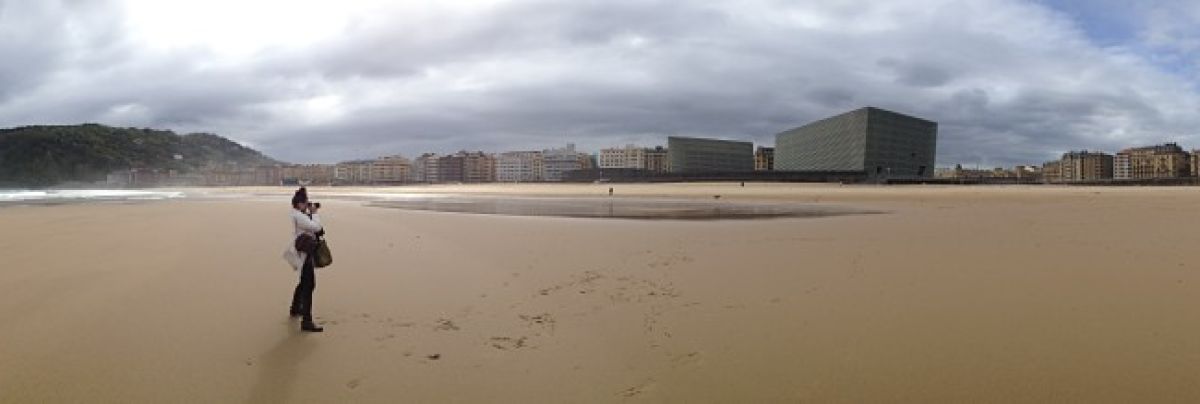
left=3, top=183, right=1200, bottom=403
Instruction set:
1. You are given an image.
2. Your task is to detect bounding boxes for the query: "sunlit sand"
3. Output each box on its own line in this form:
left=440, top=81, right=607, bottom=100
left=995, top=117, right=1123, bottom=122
left=3, top=183, right=1200, bottom=402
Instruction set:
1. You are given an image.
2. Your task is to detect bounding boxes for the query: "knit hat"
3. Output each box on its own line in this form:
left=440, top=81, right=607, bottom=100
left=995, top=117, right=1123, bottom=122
left=291, top=187, right=308, bottom=205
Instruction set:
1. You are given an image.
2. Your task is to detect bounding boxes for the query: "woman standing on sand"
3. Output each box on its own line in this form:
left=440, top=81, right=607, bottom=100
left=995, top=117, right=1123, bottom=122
left=284, top=187, right=325, bottom=332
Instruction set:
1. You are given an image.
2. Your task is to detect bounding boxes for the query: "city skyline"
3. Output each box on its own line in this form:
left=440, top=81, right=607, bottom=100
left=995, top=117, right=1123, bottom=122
left=316, top=131, right=1197, bottom=173
left=2, top=1, right=1199, bottom=167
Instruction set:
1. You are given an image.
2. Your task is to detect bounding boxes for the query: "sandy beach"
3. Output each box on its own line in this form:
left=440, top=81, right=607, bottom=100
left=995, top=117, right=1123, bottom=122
left=3, top=183, right=1200, bottom=402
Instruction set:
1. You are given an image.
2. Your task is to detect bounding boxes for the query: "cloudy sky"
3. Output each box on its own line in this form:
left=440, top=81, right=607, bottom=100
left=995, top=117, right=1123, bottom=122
left=2, top=0, right=1199, bottom=166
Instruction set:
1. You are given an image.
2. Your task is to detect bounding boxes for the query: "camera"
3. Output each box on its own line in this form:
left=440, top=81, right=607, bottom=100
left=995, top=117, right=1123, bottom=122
left=308, top=202, right=321, bottom=209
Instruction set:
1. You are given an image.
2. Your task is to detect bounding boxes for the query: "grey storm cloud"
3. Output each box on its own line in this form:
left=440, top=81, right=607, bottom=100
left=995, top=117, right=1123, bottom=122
left=1, top=0, right=1199, bottom=167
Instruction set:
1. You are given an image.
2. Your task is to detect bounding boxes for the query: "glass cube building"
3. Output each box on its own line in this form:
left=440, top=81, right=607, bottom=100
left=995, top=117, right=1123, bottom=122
left=667, top=136, right=754, bottom=173
left=774, top=107, right=937, bottom=178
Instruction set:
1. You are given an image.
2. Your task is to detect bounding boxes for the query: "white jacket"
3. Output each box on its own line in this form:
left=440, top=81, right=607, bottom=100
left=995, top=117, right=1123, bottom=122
left=283, top=209, right=323, bottom=270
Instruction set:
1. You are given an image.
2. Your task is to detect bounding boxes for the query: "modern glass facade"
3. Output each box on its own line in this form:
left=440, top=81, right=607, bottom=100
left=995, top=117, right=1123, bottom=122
left=667, top=136, right=754, bottom=173
left=775, top=107, right=937, bottom=178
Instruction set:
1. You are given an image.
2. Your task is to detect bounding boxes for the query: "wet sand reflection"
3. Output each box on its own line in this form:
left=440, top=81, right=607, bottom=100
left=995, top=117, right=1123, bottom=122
left=366, top=196, right=883, bottom=220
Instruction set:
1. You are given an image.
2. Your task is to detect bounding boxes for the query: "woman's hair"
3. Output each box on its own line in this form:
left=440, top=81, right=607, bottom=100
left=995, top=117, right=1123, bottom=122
left=291, top=187, right=308, bottom=206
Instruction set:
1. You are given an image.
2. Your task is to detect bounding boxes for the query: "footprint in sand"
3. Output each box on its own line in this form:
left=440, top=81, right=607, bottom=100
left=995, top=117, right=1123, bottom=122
left=518, top=313, right=556, bottom=331
left=391, top=321, right=415, bottom=328
left=434, top=318, right=460, bottom=331
left=535, top=270, right=605, bottom=297
left=346, top=378, right=362, bottom=390
left=642, top=310, right=663, bottom=333
left=648, top=254, right=693, bottom=269
left=670, top=351, right=703, bottom=368
left=489, top=336, right=529, bottom=350
left=618, top=379, right=656, bottom=398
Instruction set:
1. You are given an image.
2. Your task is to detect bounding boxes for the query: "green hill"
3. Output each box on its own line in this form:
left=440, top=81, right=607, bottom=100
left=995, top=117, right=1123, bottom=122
left=0, top=124, right=279, bottom=187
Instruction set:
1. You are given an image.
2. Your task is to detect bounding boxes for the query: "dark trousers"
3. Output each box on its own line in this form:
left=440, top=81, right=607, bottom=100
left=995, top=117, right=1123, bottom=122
left=290, top=254, right=316, bottom=323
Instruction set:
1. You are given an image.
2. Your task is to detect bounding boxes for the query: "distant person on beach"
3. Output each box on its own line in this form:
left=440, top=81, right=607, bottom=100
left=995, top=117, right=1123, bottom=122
left=283, top=187, right=325, bottom=332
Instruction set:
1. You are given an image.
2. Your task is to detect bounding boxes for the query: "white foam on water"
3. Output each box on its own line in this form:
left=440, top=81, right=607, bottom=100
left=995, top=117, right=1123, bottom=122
left=0, top=189, right=185, bottom=202
left=0, top=191, right=49, bottom=201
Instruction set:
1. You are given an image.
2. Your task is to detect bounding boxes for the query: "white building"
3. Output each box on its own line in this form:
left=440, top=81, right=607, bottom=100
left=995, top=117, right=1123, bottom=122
left=541, top=144, right=585, bottom=181
left=334, top=160, right=373, bottom=184
left=1113, top=153, right=1131, bottom=180
left=598, top=144, right=646, bottom=169
left=412, top=153, right=441, bottom=183
left=371, top=155, right=411, bottom=183
left=497, top=151, right=544, bottom=182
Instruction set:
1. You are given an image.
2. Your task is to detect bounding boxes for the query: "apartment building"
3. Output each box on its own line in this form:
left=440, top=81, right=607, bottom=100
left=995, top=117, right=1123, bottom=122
left=754, top=146, right=774, bottom=171
left=497, top=151, right=544, bottom=182
left=542, top=144, right=586, bottom=181
left=1059, top=151, right=1113, bottom=181
left=1115, top=143, right=1190, bottom=179
left=598, top=145, right=646, bottom=169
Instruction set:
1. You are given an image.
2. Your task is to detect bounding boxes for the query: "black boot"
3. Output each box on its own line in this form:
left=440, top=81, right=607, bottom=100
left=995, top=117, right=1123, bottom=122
left=289, top=307, right=303, bottom=318
left=301, top=321, right=324, bottom=332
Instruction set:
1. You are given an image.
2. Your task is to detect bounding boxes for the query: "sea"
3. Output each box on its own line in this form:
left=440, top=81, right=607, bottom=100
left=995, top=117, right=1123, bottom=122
left=0, top=189, right=184, bottom=204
